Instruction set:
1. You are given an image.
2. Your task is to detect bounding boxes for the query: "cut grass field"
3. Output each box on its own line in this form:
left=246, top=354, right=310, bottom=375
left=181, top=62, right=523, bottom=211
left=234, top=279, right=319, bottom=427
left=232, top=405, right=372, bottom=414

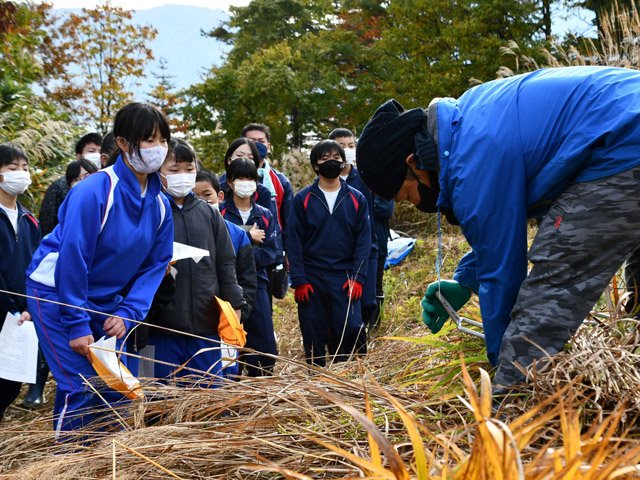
left=1, top=225, right=639, bottom=478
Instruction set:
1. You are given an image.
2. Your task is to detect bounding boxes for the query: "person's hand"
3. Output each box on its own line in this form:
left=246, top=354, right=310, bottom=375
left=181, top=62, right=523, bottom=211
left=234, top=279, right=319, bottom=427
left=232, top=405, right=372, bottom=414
left=342, top=279, right=363, bottom=301
left=234, top=309, right=241, bottom=322
left=18, top=311, right=31, bottom=325
left=249, top=223, right=265, bottom=244
left=421, top=280, right=471, bottom=333
left=103, top=316, right=126, bottom=339
left=294, top=283, right=314, bottom=303
left=70, top=334, right=95, bottom=360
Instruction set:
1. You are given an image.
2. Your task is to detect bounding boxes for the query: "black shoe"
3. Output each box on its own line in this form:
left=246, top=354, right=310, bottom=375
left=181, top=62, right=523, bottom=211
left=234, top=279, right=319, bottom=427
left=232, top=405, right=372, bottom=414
left=22, top=383, right=46, bottom=408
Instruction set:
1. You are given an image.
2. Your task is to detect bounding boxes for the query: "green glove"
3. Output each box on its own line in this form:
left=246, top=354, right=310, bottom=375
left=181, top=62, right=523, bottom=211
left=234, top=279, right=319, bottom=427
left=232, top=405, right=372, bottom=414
left=421, top=280, right=472, bottom=334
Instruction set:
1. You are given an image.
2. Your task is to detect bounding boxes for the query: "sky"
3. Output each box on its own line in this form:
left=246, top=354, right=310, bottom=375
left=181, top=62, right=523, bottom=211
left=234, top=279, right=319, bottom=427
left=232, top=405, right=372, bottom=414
left=47, top=0, right=250, bottom=11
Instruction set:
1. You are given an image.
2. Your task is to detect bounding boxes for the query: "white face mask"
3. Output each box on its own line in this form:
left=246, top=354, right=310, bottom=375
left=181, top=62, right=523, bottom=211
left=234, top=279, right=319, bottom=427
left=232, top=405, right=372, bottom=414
left=83, top=152, right=102, bottom=169
left=162, top=172, right=196, bottom=198
left=127, top=145, right=168, bottom=174
left=233, top=180, right=257, bottom=199
left=208, top=202, right=219, bottom=212
left=344, top=148, right=356, bottom=165
left=0, top=170, right=32, bottom=196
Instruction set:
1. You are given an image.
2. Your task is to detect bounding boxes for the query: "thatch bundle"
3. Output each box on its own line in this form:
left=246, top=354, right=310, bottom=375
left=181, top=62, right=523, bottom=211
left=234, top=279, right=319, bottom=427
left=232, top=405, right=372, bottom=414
left=529, top=317, right=640, bottom=416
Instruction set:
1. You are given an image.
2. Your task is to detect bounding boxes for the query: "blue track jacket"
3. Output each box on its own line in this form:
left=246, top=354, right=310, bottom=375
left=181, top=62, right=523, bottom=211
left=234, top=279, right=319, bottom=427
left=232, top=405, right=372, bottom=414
left=27, top=156, right=174, bottom=341
left=433, top=66, right=640, bottom=359
left=286, top=179, right=371, bottom=287
left=221, top=197, right=277, bottom=284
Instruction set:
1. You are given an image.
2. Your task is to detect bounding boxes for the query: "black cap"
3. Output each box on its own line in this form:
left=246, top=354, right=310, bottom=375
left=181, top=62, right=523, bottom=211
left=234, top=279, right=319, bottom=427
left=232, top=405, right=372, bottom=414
left=356, top=99, right=426, bottom=200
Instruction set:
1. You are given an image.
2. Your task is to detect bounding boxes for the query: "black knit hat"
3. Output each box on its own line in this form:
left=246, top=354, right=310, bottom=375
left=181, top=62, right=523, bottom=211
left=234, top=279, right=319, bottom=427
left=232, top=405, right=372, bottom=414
left=356, top=99, right=426, bottom=200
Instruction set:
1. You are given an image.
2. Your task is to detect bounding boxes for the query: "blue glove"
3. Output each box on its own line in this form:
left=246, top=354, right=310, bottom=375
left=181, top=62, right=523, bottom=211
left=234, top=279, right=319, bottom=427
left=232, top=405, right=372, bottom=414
left=421, top=280, right=471, bottom=333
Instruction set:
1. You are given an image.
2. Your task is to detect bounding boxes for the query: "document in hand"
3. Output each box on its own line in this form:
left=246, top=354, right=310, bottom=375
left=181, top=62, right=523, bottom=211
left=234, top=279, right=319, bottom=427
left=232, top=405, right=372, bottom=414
left=89, top=336, right=144, bottom=400
left=172, top=242, right=210, bottom=263
left=0, top=312, right=38, bottom=384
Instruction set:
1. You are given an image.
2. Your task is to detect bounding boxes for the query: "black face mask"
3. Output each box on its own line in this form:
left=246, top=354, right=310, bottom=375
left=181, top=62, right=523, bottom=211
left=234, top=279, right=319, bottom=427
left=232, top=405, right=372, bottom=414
left=316, top=160, right=344, bottom=179
left=416, top=182, right=440, bottom=213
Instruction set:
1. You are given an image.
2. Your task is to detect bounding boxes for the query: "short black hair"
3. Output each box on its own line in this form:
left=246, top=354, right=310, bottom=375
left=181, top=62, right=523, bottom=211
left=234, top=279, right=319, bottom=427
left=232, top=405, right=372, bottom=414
left=100, top=132, right=116, bottom=155
left=113, top=102, right=171, bottom=160
left=0, top=143, right=28, bottom=168
left=169, top=138, right=197, bottom=165
left=75, top=132, right=103, bottom=155
left=226, top=157, right=258, bottom=182
left=65, top=158, right=98, bottom=185
left=224, top=138, right=260, bottom=170
left=241, top=123, right=270, bottom=142
left=328, top=128, right=355, bottom=140
left=196, top=169, right=220, bottom=193
left=310, top=140, right=345, bottom=168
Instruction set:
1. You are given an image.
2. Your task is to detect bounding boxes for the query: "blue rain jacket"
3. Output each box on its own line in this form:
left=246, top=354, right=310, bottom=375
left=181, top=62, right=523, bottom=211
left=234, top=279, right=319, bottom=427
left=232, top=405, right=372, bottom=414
left=435, top=66, right=640, bottom=363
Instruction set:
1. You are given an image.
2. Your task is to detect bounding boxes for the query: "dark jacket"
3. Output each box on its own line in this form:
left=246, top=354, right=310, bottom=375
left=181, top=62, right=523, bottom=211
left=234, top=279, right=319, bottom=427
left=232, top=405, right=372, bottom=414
left=373, top=195, right=394, bottom=257
left=344, top=166, right=378, bottom=257
left=224, top=218, right=257, bottom=323
left=0, top=202, right=41, bottom=324
left=219, top=172, right=284, bottom=262
left=39, top=176, right=68, bottom=237
left=151, top=193, right=245, bottom=336
left=221, top=197, right=277, bottom=285
left=286, top=179, right=371, bottom=287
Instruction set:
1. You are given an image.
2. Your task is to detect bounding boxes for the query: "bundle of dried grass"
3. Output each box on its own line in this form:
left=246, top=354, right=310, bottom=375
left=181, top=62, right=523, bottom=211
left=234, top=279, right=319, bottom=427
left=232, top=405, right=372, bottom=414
left=528, top=316, right=640, bottom=417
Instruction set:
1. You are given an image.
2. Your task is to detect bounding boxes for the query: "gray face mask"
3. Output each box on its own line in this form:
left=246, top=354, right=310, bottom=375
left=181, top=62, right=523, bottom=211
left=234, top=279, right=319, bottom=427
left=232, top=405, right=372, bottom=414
left=127, top=145, right=168, bottom=174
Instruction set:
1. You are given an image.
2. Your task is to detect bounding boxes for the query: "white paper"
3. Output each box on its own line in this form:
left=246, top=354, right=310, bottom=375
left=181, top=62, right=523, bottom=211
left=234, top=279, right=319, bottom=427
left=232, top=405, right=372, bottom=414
left=220, top=342, right=238, bottom=370
left=0, top=313, right=39, bottom=384
left=89, top=336, right=138, bottom=389
left=172, top=242, right=210, bottom=264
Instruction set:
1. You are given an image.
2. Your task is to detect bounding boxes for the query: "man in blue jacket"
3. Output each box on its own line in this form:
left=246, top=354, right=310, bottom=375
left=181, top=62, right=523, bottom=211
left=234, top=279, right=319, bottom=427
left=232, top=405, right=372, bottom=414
left=356, top=66, right=640, bottom=389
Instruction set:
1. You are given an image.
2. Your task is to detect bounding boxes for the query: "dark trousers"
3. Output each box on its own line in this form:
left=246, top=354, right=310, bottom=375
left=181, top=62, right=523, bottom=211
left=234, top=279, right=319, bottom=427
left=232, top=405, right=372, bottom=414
left=146, top=333, right=223, bottom=387
left=0, top=378, right=22, bottom=419
left=297, top=270, right=367, bottom=367
left=494, top=166, right=640, bottom=387
left=242, top=282, right=277, bottom=376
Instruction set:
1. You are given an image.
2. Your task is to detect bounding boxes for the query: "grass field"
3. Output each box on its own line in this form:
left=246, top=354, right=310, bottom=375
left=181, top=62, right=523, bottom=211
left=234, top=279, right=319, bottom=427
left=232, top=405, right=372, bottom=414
left=1, top=220, right=639, bottom=479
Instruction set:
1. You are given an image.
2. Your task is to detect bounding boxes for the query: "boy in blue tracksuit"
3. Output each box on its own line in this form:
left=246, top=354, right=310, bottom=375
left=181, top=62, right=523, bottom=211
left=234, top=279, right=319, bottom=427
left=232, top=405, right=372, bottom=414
left=287, top=140, right=371, bottom=367
left=357, top=66, right=640, bottom=389
left=26, top=103, right=174, bottom=436
left=194, top=169, right=258, bottom=379
left=0, top=144, right=41, bottom=420
left=330, top=128, right=380, bottom=329
left=220, top=158, right=278, bottom=376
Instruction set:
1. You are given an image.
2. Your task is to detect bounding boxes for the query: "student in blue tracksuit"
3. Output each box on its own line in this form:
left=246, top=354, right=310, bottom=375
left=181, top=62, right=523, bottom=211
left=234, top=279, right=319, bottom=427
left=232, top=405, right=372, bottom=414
left=0, top=144, right=41, bottom=421
left=145, top=139, right=245, bottom=386
left=330, top=128, right=379, bottom=329
left=26, top=103, right=174, bottom=436
left=287, top=140, right=371, bottom=367
left=194, top=169, right=258, bottom=379
left=356, top=66, right=640, bottom=389
left=220, top=158, right=278, bottom=376
left=241, top=123, right=294, bottom=242
left=218, top=138, right=273, bottom=214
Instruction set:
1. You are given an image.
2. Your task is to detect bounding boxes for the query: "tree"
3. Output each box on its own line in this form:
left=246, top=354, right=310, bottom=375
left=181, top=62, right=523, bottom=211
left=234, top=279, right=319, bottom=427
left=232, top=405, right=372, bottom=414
left=0, top=2, right=78, bottom=212
left=184, top=0, right=547, bottom=152
left=147, top=57, right=187, bottom=133
left=44, top=2, right=157, bottom=133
